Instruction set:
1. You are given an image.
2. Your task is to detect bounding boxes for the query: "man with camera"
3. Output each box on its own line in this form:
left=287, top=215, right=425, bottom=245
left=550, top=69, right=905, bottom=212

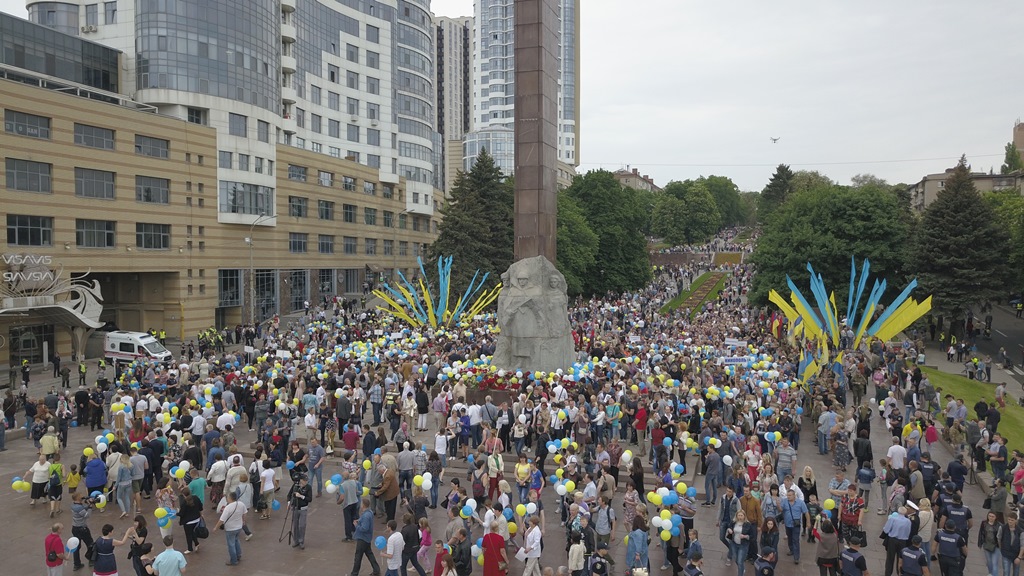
left=286, top=473, right=313, bottom=549
left=70, top=492, right=96, bottom=571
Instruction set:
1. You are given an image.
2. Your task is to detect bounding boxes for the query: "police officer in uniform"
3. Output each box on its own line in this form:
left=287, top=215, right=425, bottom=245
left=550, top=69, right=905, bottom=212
left=841, top=536, right=869, bottom=576
left=754, top=546, right=777, bottom=576
left=899, top=535, right=929, bottom=576
left=78, top=361, right=87, bottom=387
left=934, top=520, right=967, bottom=576
left=939, top=494, right=973, bottom=540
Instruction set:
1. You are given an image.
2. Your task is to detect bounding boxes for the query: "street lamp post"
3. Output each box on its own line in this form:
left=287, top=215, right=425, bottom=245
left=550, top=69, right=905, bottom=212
left=246, top=212, right=274, bottom=326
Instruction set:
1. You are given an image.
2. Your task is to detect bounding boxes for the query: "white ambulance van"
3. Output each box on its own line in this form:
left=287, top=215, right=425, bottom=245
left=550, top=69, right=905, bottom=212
left=103, top=331, right=173, bottom=365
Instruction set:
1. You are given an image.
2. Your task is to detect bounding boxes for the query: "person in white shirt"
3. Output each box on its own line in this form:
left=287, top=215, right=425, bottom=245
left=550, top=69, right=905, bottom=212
left=886, top=436, right=908, bottom=469
left=382, top=520, right=404, bottom=572
left=213, top=490, right=248, bottom=565
left=522, top=515, right=543, bottom=576
left=259, top=462, right=277, bottom=520
left=216, top=411, right=235, bottom=431
left=190, top=412, right=206, bottom=437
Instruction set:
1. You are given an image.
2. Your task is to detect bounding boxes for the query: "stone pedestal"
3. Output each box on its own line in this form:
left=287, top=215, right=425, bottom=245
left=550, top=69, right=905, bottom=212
left=492, top=256, right=574, bottom=372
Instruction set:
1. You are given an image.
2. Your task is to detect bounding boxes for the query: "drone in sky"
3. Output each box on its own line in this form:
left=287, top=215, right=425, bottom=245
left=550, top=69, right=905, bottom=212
left=770, top=137, right=781, bottom=144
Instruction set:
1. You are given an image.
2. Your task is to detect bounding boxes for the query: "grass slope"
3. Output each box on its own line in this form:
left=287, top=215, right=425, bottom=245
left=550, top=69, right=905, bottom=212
left=659, top=272, right=714, bottom=314
left=921, top=367, right=1022, bottom=452
left=688, top=274, right=728, bottom=319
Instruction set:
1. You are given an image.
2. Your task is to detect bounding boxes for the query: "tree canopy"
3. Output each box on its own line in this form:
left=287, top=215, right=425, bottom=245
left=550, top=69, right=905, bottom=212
left=556, top=191, right=599, bottom=296
left=910, top=156, right=1012, bottom=318
left=1002, top=142, right=1024, bottom=174
left=758, top=164, right=794, bottom=223
left=651, top=180, right=722, bottom=245
left=749, top=180, right=911, bottom=307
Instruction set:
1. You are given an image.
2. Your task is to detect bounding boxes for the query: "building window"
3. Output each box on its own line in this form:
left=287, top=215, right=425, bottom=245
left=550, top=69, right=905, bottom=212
left=328, top=64, right=339, bottom=83
left=347, top=97, right=359, bottom=116
left=365, top=238, right=377, bottom=255
left=347, top=124, right=360, bottom=142
left=328, top=91, right=340, bottom=111
left=329, top=147, right=341, bottom=158
left=219, top=181, right=274, bottom=215
left=6, top=215, right=52, bottom=246
left=257, top=120, right=270, bottom=143
left=85, top=3, right=98, bottom=26
left=4, top=110, right=51, bottom=139
left=364, top=181, right=377, bottom=195
left=289, top=232, right=308, bottom=253
left=318, top=234, right=335, bottom=254
left=318, top=170, right=333, bottom=187
left=311, top=114, right=322, bottom=134
left=367, top=25, right=380, bottom=43
left=219, top=151, right=232, bottom=169
left=343, top=236, right=357, bottom=254
left=319, top=268, right=335, bottom=295
left=343, top=204, right=356, bottom=223
left=289, top=270, right=308, bottom=312
left=134, top=135, right=170, bottom=158
left=288, top=165, right=307, bottom=181
left=74, top=124, right=115, bottom=149
left=347, top=71, right=359, bottom=89
left=311, top=142, right=322, bottom=154
left=254, top=157, right=264, bottom=174
left=318, top=200, right=335, bottom=220
left=367, top=155, right=381, bottom=169
left=348, top=151, right=360, bottom=163
left=412, top=192, right=419, bottom=204
left=136, top=223, right=170, bottom=250
left=383, top=239, right=394, bottom=256
left=104, top=1, right=116, bottom=23
left=367, top=103, right=379, bottom=120
left=399, top=240, right=408, bottom=256
left=136, top=176, right=170, bottom=204
left=295, top=108, right=305, bottom=129
left=187, top=107, right=205, bottom=125
left=75, top=168, right=115, bottom=199
left=218, top=269, right=241, bottom=307
left=328, top=120, right=340, bottom=138
left=310, top=85, right=321, bottom=105
left=288, top=196, right=308, bottom=217
left=342, top=176, right=357, bottom=191
left=367, top=51, right=379, bottom=69
left=383, top=184, right=394, bottom=199
left=399, top=213, right=408, bottom=229
left=346, top=43, right=359, bottom=62
left=412, top=216, right=421, bottom=231
left=383, top=211, right=394, bottom=228
left=367, top=77, right=379, bottom=95
left=75, top=219, right=116, bottom=248
left=364, top=207, right=377, bottom=225
left=228, top=113, right=248, bottom=137
left=238, top=154, right=250, bottom=171
left=5, top=159, right=52, bottom=193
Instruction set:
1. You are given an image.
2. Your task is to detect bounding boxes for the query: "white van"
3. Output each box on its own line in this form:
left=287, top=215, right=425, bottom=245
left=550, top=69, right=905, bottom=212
left=103, top=331, right=173, bottom=365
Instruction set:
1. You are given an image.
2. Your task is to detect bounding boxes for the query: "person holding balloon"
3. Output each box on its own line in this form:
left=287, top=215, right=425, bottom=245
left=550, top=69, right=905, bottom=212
left=26, top=452, right=53, bottom=507
left=44, top=522, right=71, bottom=576
left=70, top=492, right=96, bottom=571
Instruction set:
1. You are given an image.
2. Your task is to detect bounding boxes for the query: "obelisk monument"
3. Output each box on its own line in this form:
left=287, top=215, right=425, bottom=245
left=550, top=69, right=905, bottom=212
left=491, top=0, right=575, bottom=373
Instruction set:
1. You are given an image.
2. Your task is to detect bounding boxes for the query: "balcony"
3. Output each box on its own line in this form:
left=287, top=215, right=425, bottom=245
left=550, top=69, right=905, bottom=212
left=281, top=85, right=297, bottom=104
left=281, top=54, right=297, bottom=73
left=281, top=22, right=296, bottom=43
left=281, top=0, right=296, bottom=12
left=281, top=114, right=297, bottom=134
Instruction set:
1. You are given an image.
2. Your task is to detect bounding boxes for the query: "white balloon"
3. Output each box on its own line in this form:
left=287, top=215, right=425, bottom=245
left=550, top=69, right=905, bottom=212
left=620, top=452, right=632, bottom=463
left=95, top=435, right=104, bottom=445
left=66, top=537, right=80, bottom=551
left=657, top=487, right=670, bottom=497
left=326, top=483, right=339, bottom=494
left=96, top=443, right=108, bottom=453
left=422, top=479, right=433, bottom=490
left=97, top=494, right=107, bottom=504
left=422, top=472, right=432, bottom=481
left=651, top=517, right=663, bottom=529
left=547, top=444, right=557, bottom=454
left=519, top=414, right=528, bottom=424
left=471, top=545, right=482, bottom=557
left=723, top=455, right=734, bottom=466
left=179, top=461, right=191, bottom=472
left=467, top=498, right=478, bottom=510
left=526, top=503, right=537, bottom=514
left=555, top=485, right=567, bottom=496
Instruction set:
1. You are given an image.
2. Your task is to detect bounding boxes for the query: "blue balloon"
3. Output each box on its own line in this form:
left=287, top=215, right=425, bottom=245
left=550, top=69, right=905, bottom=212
left=663, top=438, right=672, bottom=447
left=671, top=514, right=682, bottom=526
left=71, top=421, right=78, bottom=427
left=170, top=467, right=180, bottom=477
left=157, top=517, right=170, bottom=527
left=476, top=538, right=483, bottom=548
left=272, top=499, right=281, bottom=511
left=673, top=464, right=684, bottom=474
left=462, top=505, right=473, bottom=517
left=549, top=475, right=558, bottom=483
left=503, top=509, right=514, bottom=520
left=286, top=461, right=296, bottom=470
left=663, top=493, right=679, bottom=506
left=796, top=407, right=804, bottom=415
left=670, top=526, right=681, bottom=537
left=344, top=424, right=349, bottom=433
left=375, top=536, right=387, bottom=549
left=90, top=491, right=102, bottom=498
left=332, top=474, right=344, bottom=485
left=686, top=487, right=697, bottom=498
left=467, top=455, right=474, bottom=464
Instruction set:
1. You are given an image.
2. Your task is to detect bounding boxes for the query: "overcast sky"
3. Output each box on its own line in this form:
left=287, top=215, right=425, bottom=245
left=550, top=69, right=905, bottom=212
left=4, top=0, right=1023, bottom=190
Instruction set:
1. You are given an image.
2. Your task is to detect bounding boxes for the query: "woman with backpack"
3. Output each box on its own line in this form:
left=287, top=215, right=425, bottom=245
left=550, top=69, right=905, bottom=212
left=47, top=453, right=67, bottom=517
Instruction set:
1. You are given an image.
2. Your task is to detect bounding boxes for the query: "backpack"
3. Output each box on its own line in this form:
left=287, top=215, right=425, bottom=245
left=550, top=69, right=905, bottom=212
left=48, top=466, right=62, bottom=490
left=472, top=470, right=486, bottom=499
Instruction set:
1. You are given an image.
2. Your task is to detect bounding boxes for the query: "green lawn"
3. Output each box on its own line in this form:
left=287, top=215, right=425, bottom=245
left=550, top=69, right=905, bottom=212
left=735, top=229, right=753, bottom=242
left=713, top=252, right=743, bottom=265
left=688, top=274, right=728, bottom=319
left=659, top=271, right=714, bottom=314
left=921, top=367, right=1023, bottom=452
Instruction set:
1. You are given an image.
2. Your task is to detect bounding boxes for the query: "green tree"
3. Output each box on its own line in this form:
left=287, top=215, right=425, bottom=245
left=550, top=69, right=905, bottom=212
left=850, top=173, right=889, bottom=189
left=910, top=156, right=1011, bottom=320
left=758, top=164, right=794, bottom=223
left=566, top=170, right=652, bottom=295
left=700, top=175, right=744, bottom=228
left=984, top=189, right=1024, bottom=290
left=651, top=194, right=688, bottom=245
left=556, top=190, right=599, bottom=296
left=790, top=170, right=835, bottom=194
left=1002, top=142, right=1024, bottom=174
left=427, top=149, right=513, bottom=291
left=737, top=192, right=759, bottom=225
left=749, top=184, right=910, bottom=307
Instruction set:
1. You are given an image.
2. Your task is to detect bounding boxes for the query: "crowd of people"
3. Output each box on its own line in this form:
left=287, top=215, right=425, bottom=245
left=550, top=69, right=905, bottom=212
left=15, top=228, right=1012, bottom=576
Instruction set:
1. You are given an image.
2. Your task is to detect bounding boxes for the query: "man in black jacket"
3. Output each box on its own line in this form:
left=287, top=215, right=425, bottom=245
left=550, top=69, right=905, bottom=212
left=286, top=474, right=313, bottom=549
left=450, top=528, right=472, bottom=576
left=400, top=512, right=426, bottom=576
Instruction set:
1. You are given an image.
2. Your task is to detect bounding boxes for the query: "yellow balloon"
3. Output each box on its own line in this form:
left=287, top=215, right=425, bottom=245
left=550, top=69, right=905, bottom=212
left=508, top=522, right=517, bottom=535
left=154, top=508, right=168, bottom=519
left=823, top=498, right=836, bottom=510
left=477, top=555, right=485, bottom=566
left=362, top=486, right=370, bottom=496
left=660, top=530, right=672, bottom=541
left=624, top=535, right=629, bottom=545
left=553, top=455, right=563, bottom=464
left=556, top=468, right=564, bottom=479
left=293, top=398, right=299, bottom=405
left=650, top=494, right=662, bottom=506
left=174, top=468, right=186, bottom=478
left=275, top=399, right=282, bottom=407
left=105, top=433, right=115, bottom=442
left=517, top=504, right=527, bottom=516
left=363, top=459, right=372, bottom=470
left=660, top=510, right=672, bottom=520
left=564, top=480, right=576, bottom=492
left=676, top=483, right=687, bottom=494
left=413, top=475, right=424, bottom=486
left=84, top=447, right=94, bottom=457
